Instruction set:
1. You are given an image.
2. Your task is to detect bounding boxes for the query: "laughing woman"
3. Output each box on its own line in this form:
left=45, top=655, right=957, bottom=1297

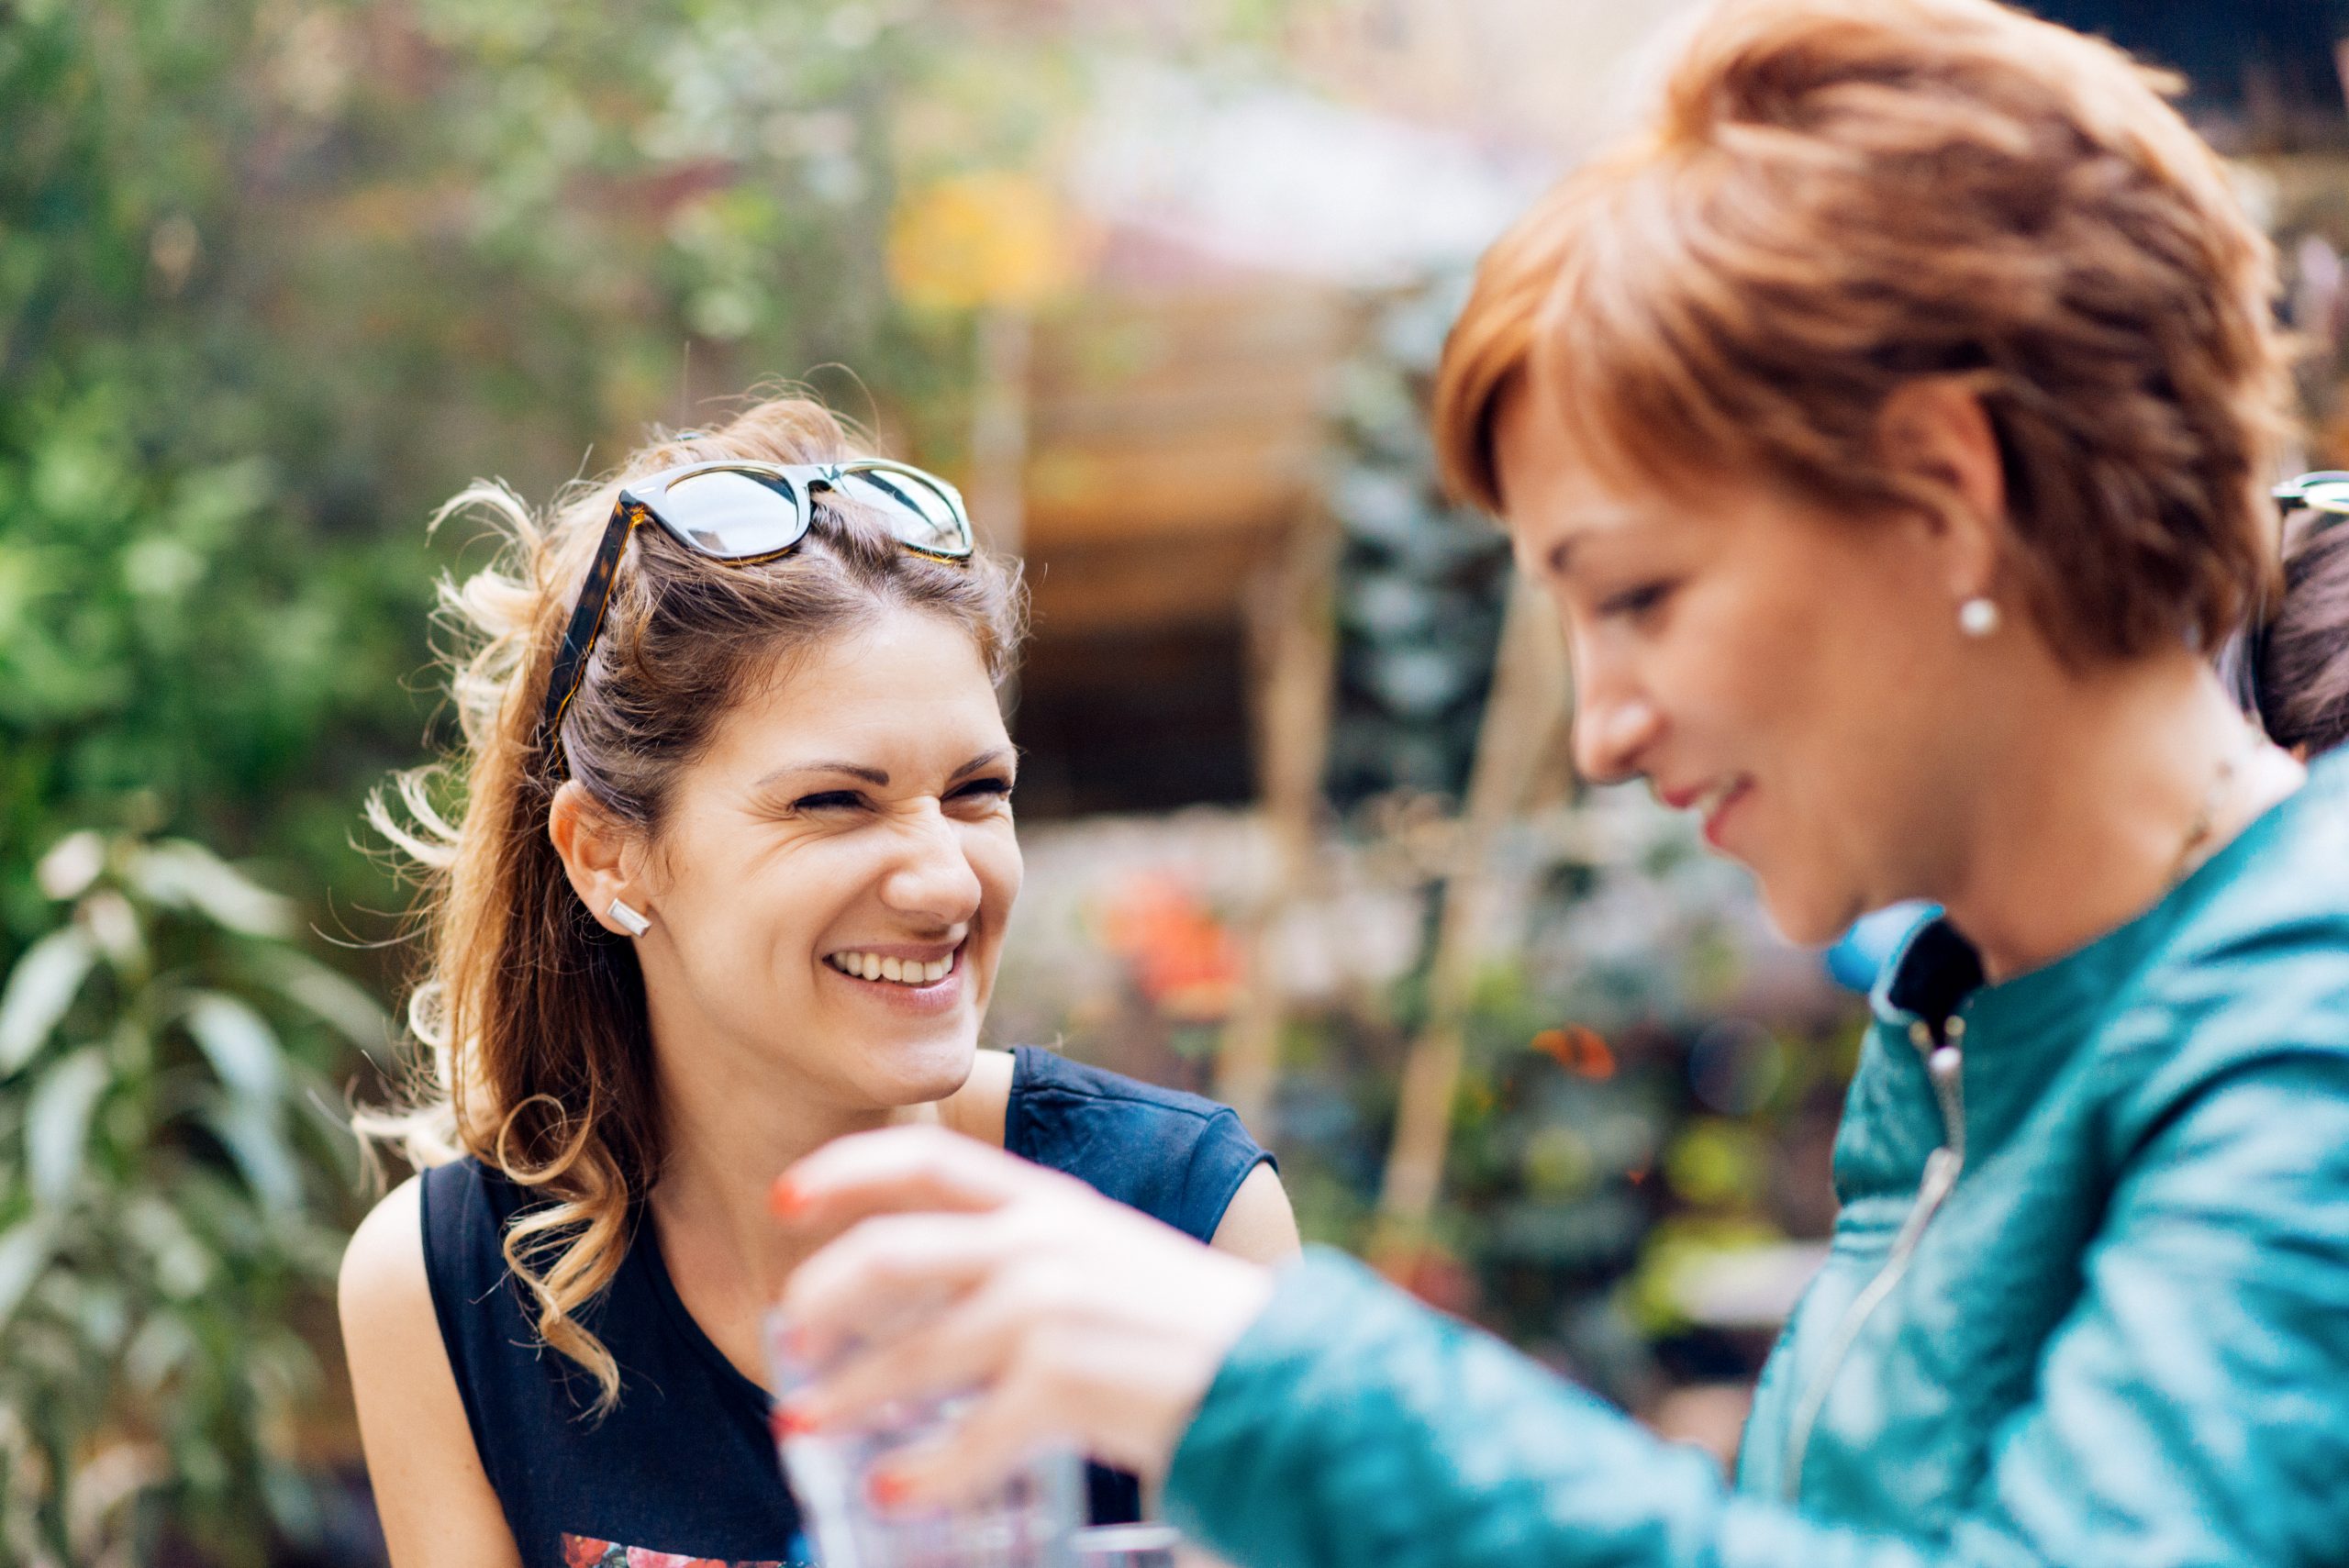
left=769, top=2, right=2349, bottom=1565
left=337, top=399, right=1297, bottom=1568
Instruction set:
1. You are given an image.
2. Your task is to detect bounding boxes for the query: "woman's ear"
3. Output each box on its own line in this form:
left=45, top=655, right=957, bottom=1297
left=549, top=781, right=649, bottom=936
left=1876, top=376, right=2007, bottom=606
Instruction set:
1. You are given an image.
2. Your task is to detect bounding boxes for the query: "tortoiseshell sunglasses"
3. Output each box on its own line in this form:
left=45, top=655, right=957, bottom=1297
left=540, top=459, right=974, bottom=745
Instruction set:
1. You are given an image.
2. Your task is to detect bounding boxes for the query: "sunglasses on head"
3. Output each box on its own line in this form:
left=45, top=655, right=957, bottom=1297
left=540, top=458, right=974, bottom=745
left=2233, top=471, right=2349, bottom=723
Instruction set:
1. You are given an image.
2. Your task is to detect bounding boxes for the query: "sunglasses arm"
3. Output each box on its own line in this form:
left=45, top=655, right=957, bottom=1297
left=540, top=500, right=647, bottom=742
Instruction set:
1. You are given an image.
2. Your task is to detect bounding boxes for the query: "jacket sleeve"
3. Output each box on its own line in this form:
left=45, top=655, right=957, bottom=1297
left=1163, top=1055, right=2349, bottom=1568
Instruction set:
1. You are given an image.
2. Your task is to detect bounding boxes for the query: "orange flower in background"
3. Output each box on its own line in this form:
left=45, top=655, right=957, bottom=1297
left=886, top=170, right=1087, bottom=313
left=1097, top=873, right=1242, bottom=1021
left=1369, top=1233, right=1480, bottom=1318
left=1532, top=1024, right=1617, bottom=1080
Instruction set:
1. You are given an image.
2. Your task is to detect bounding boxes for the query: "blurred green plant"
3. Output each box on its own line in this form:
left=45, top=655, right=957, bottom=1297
left=1324, top=273, right=1514, bottom=806
left=0, top=829, right=388, bottom=1567
left=0, top=0, right=1153, bottom=943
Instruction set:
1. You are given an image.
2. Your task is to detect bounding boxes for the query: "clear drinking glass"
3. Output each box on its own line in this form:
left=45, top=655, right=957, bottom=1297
left=1070, top=1523, right=1180, bottom=1568
left=766, top=1311, right=1084, bottom=1568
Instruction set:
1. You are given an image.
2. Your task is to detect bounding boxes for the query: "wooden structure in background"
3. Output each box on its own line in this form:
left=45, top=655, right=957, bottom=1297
left=1376, top=572, right=1573, bottom=1233
left=1008, top=280, right=1364, bottom=819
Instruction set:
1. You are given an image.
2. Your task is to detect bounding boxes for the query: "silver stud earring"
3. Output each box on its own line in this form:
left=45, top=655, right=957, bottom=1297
left=1958, top=596, right=2000, bottom=639
left=607, top=898, right=651, bottom=937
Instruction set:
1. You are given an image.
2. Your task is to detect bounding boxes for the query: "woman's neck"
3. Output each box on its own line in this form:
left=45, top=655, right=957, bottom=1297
left=643, top=1036, right=942, bottom=1309
left=1934, top=654, right=2302, bottom=984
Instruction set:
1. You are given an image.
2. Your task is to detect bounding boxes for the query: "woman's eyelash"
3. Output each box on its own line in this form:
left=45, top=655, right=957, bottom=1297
left=793, top=790, right=866, bottom=811
left=1602, top=582, right=1674, bottom=618
left=787, top=780, right=1013, bottom=812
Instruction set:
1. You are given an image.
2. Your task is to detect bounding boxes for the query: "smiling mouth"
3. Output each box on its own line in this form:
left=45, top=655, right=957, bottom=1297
left=1694, top=778, right=1742, bottom=818
left=1697, top=779, right=1753, bottom=843
left=823, top=944, right=959, bottom=987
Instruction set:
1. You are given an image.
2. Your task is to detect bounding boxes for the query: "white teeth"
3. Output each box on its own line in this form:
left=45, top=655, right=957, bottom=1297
left=828, top=949, right=958, bottom=986
left=1697, top=781, right=1736, bottom=816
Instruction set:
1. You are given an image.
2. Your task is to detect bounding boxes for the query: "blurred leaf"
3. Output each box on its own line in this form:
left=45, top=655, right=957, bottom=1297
left=78, top=890, right=147, bottom=971
left=202, top=1098, right=301, bottom=1214
left=33, top=830, right=105, bottom=901
left=126, top=842, right=293, bottom=939
left=124, top=1310, right=197, bottom=1395
left=74, top=1280, right=128, bottom=1354
left=250, top=950, right=394, bottom=1055
left=0, top=1217, right=56, bottom=1332
left=0, top=927, right=96, bottom=1076
left=125, top=1195, right=214, bottom=1301
left=27, top=1047, right=110, bottom=1206
left=182, top=994, right=284, bottom=1104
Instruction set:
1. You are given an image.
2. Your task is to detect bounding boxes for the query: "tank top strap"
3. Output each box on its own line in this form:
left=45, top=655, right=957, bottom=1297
left=1006, top=1045, right=1273, bottom=1243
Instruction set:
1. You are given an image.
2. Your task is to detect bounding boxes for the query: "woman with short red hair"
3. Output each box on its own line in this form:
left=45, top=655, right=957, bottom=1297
left=767, top=2, right=2349, bottom=1562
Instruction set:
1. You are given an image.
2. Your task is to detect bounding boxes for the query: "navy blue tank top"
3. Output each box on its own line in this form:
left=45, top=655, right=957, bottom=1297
left=419, top=1047, right=1271, bottom=1568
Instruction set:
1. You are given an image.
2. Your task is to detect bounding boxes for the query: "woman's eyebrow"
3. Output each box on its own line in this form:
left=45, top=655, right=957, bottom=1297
left=947, top=748, right=1014, bottom=784
left=754, top=761, right=892, bottom=790
left=751, top=752, right=1011, bottom=793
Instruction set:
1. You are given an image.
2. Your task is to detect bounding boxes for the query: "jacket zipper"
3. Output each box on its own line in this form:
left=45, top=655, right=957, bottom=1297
left=1779, top=1011, right=1968, bottom=1501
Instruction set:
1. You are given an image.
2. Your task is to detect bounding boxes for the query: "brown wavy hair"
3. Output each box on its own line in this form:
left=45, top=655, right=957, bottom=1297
left=1432, top=0, right=2292, bottom=665
left=363, top=395, right=1024, bottom=1412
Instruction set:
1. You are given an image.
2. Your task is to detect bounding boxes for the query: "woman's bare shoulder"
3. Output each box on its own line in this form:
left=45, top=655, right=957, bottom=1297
left=1211, top=1162, right=1301, bottom=1264
left=340, top=1173, right=522, bottom=1568
left=340, top=1174, right=430, bottom=1328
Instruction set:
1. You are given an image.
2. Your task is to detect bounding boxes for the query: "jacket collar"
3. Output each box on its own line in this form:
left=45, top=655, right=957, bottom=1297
left=1859, top=748, right=2340, bottom=1148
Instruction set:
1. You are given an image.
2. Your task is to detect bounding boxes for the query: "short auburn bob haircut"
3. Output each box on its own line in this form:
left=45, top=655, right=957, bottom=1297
left=1433, top=0, right=2293, bottom=664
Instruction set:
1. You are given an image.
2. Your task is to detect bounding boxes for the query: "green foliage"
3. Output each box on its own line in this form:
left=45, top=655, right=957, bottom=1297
left=0, top=0, right=1077, bottom=947
left=0, top=830, right=390, bottom=1567
left=1325, top=275, right=1513, bottom=805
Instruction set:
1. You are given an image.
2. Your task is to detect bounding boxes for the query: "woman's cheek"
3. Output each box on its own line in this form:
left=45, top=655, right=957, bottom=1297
left=974, top=819, right=1023, bottom=910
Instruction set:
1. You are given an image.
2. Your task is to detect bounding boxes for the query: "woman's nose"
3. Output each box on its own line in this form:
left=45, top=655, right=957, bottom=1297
left=881, top=808, right=984, bottom=925
left=1572, top=691, right=1665, bottom=785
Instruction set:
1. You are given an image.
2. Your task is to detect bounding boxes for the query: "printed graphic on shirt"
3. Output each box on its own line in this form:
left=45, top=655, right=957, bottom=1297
left=560, top=1531, right=796, bottom=1568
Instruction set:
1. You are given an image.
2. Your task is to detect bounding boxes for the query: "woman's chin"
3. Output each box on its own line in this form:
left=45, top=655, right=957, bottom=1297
left=862, top=1032, right=982, bottom=1106
left=1756, top=873, right=1866, bottom=951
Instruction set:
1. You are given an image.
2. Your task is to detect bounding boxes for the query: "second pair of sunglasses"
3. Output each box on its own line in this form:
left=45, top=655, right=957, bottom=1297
left=542, top=459, right=974, bottom=742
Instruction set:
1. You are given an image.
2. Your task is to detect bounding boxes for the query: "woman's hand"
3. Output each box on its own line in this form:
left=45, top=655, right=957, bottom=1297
left=772, top=1125, right=1275, bottom=1509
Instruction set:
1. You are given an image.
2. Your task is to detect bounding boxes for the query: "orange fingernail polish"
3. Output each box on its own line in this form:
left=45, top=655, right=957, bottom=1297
left=769, top=1176, right=804, bottom=1217
left=772, top=1402, right=818, bottom=1438
left=868, top=1470, right=911, bottom=1510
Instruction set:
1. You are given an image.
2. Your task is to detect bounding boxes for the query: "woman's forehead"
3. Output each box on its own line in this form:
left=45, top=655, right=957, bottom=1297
left=711, top=614, right=1006, bottom=775
left=1496, top=434, right=1686, bottom=580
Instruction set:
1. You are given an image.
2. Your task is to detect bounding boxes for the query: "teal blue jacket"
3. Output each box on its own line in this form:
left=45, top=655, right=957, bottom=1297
left=1169, top=751, right=2349, bottom=1567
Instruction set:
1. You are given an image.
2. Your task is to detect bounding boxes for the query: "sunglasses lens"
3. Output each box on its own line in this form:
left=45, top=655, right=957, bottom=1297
left=662, top=469, right=807, bottom=557
left=831, top=468, right=973, bottom=557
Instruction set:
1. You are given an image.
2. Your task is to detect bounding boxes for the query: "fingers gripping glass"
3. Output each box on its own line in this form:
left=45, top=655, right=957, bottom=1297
left=540, top=460, right=973, bottom=745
